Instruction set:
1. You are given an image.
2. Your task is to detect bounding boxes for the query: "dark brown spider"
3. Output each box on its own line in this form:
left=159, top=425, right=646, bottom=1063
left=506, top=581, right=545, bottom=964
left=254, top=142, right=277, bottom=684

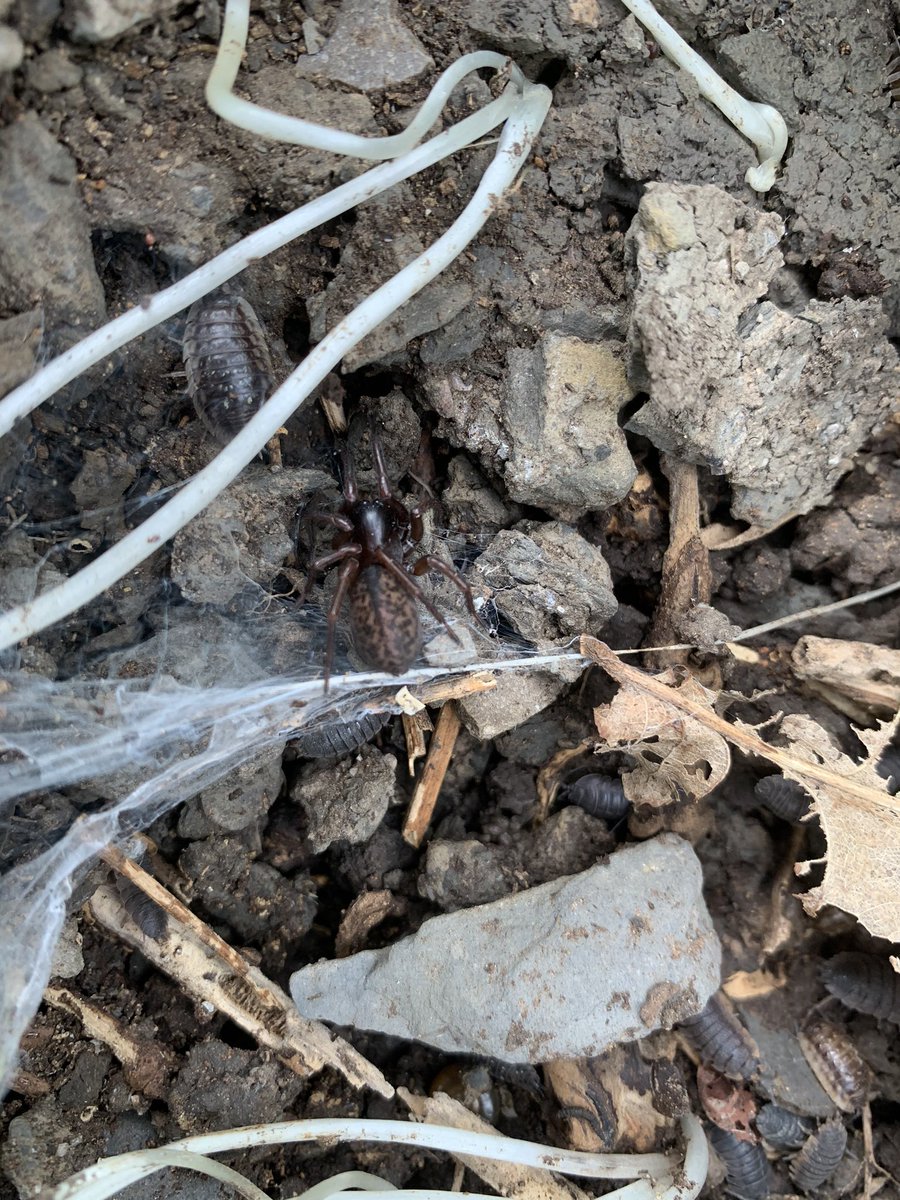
left=304, top=432, right=478, bottom=688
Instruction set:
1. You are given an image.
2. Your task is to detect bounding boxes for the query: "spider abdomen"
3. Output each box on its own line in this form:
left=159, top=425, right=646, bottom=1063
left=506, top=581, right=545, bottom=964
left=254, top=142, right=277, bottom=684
left=350, top=564, right=421, bottom=674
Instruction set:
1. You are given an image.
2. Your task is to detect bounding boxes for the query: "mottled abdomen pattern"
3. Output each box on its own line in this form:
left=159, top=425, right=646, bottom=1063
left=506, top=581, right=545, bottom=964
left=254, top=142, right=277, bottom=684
left=350, top=564, right=421, bottom=673
left=183, top=295, right=273, bottom=440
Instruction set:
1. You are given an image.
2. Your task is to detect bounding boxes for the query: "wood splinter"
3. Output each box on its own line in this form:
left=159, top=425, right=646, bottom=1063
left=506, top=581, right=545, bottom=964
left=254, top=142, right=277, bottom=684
left=403, top=701, right=461, bottom=847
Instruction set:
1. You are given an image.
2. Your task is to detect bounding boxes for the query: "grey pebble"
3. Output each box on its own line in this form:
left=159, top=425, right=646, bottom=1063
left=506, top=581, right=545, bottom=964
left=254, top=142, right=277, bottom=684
left=291, top=834, right=721, bottom=1063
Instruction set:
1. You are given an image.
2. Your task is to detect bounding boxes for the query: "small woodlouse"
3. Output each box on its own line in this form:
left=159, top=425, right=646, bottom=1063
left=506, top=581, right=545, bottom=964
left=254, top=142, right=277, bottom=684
left=706, top=1125, right=771, bottom=1199
left=753, top=775, right=811, bottom=823
left=564, top=774, right=629, bottom=820
left=183, top=294, right=274, bottom=441
left=790, top=1118, right=847, bottom=1194
left=755, top=1103, right=813, bottom=1150
left=798, top=1015, right=871, bottom=1112
left=680, top=993, right=760, bottom=1080
left=292, top=711, right=388, bottom=760
left=115, top=875, right=168, bottom=941
left=822, top=951, right=900, bottom=1024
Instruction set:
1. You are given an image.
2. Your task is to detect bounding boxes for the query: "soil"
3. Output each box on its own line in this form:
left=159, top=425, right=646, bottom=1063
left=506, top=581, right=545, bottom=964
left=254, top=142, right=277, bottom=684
left=1, top=0, right=899, bottom=1198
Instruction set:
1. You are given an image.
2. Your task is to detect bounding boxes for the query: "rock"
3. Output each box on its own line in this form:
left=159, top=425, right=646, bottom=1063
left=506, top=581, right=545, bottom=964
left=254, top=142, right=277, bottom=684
left=296, top=0, right=432, bottom=91
left=0, top=24, right=23, bottom=72
left=625, top=183, right=898, bottom=524
left=64, top=0, right=181, bottom=43
left=718, top=29, right=802, bottom=127
left=0, top=309, right=43, bottom=398
left=179, top=838, right=316, bottom=950
left=470, top=521, right=617, bottom=644
left=791, top=457, right=900, bottom=589
left=11, top=0, right=61, bottom=42
left=168, top=1041, right=303, bottom=1133
left=459, top=667, right=580, bottom=741
left=0, top=114, right=106, bottom=338
left=291, top=834, right=721, bottom=1063
left=198, top=748, right=284, bottom=833
left=49, top=920, right=84, bottom=979
left=307, top=186, right=473, bottom=371
left=418, top=840, right=519, bottom=911
left=71, top=448, right=137, bottom=534
left=441, top=456, right=520, bottom=538
left=26, top=48, right=83, bottom=91
left=502, top=335, right=637, bottom=519
left=170, top=466, right=330, bottom=607
left=291, top=744, right=400, bottom=853
left=463, top=0, right=621, bottom=63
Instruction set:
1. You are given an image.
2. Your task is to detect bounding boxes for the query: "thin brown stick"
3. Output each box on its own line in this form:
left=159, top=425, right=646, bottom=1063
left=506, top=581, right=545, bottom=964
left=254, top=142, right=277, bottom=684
left=581, top=637, right=900, bottom=815
left=45, top=984, right=175, bottom=1098
left=403, top=701, right=461, bottom=847
left=96, top=851, right=393, bottom=1097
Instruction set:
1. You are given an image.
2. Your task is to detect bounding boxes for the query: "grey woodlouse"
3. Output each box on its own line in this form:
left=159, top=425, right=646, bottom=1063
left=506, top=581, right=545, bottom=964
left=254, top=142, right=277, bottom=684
left=822, top=951, right=900, bottom=1024
left=115, top=875, right=168, bottom=941
left=292, top=711, right=389, bottom=759
left=563, top=774, right=629, bottom=820
left=753, top=775, right=811, bottom=823
left=790, top=1118, right=847, bottom=1194
left=798, top=1015, right=871, bottom=1112
left=679, top=993, right=760, bottom=1080
left=183, top=294, right=274, bottom=441
left=706, top=1125, right=771, bottom=1199
left=755, top=1103, right=813, bottom=1150
left=876, top=744, right=900, bottom=795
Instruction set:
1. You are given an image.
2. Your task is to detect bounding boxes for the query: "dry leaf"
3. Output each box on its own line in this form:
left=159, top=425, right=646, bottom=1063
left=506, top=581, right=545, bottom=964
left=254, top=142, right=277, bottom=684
left=696, top=1066, right=757, bottom=1142
left=792, top=637, right=900, bottom=716
left=762, top=713, right=900, bottom=943
left=593, top=669, right=730, bottom=807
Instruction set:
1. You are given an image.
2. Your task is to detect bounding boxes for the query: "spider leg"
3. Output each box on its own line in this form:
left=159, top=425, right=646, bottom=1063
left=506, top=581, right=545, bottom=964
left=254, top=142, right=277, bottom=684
left=301, top=544, right=360, bottom=603
left=340, top=445, right=359, bottom=504
left=373, top=550, right=462, bottom=646
left=304, top=511, right=354, bottom=533
left=369, top=420, right=395, bottom=501
left=324, top=557, right=359, bottom=693
left=412, top=554, right=480, bottom=623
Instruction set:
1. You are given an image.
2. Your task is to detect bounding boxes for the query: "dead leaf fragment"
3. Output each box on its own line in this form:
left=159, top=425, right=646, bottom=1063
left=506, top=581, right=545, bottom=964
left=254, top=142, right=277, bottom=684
left=696, top=1066, right=757, bottom=1141
left=778, top=713, right=900, bottom=943
left=593, top=668, right=730, bottom=806
left=792, top=637, right=900, bottom=716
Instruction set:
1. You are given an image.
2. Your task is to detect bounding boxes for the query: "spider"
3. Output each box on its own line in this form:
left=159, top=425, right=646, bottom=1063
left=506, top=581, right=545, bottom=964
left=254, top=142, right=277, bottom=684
left=304, top=431, right=479, bottom=687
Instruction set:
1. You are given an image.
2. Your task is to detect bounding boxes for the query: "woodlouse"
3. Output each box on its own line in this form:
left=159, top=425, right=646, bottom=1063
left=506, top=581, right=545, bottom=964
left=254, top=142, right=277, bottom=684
left=292, top=711, right=389, bottom=759
left=564, top=774, right=629, bottom=820
left=755, top=1103, right=813, bottom=1150
left=679, top=993, right=760, bottom=1080
left=822, top=951, right=900, bottom=1024
left=183, top=294, right=274, bottom=441
left=753, top=775, right=811, bottom=823
left=706, top=1125, right=770, bottom=1199
left=790, top=1118, right=847, bottom=1194
left=798, top=1015, right=871, bottom=1112
left=115, top=875, right=168, bottom=941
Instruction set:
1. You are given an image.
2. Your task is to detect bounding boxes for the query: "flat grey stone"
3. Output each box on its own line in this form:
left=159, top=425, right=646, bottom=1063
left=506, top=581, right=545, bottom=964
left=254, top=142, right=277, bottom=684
left=291, top=834, right=720, bottom=1063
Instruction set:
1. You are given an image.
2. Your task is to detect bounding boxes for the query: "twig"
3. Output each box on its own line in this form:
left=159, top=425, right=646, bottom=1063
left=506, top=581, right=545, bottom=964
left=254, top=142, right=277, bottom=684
left=644, top=458, right=712, bottom=676
left=403, top=702, right=461, bottom=847
left=94, top=849, right=392, bottom=1097
left=44, top=985, right=175, bottom=1099
left=581, top=637, right=900, bottom=815
left=402, top=711, right=432, bottom=775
